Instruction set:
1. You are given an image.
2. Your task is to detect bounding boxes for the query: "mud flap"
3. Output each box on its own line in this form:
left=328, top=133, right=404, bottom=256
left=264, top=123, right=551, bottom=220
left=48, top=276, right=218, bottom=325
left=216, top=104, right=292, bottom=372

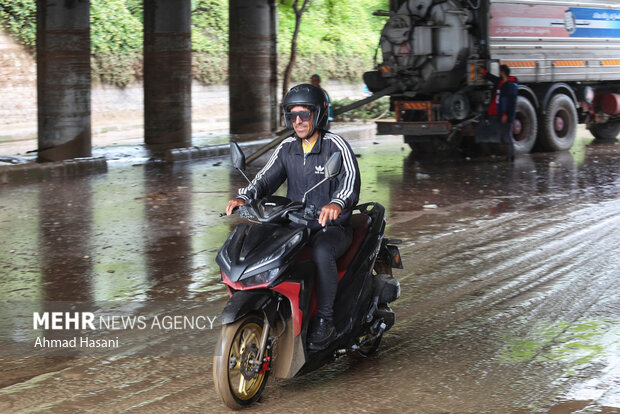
left=474, top=115, right=502, bottom=143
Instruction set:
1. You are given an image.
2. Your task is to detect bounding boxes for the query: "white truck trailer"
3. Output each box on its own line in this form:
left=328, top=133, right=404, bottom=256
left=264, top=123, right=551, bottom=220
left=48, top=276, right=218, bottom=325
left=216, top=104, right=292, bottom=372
left=363, top=0, right=620, bottom=154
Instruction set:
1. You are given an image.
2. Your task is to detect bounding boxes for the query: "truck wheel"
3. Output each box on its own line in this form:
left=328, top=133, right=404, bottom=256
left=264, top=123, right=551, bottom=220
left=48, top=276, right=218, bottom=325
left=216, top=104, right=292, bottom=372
left=213, top=315, right=269, bottom=409
left=540, top=94, right=577, bottom=151
left=589, top=122, right=620, bottom=142
left=513, top=97, right=537, bottom=154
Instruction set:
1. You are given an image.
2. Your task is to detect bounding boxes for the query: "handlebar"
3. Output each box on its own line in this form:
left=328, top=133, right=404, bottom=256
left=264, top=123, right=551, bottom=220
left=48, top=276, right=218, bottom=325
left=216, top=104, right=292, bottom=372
left=288, top=211, right=310, bottom=226
left=219, top=200, right=330, bottom=226
left=288, top=206, right=331, bottom=227
left=219, top=205, right=241, bottom=218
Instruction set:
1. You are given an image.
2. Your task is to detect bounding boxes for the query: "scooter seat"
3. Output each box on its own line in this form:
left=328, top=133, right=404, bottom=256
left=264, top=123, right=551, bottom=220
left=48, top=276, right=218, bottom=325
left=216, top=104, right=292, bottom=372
left=297, top=213, right=371, bottom=280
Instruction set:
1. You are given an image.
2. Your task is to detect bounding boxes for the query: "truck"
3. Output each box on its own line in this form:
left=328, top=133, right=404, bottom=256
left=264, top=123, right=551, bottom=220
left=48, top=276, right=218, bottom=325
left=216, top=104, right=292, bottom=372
left=363, top=0, right=620, bottom=154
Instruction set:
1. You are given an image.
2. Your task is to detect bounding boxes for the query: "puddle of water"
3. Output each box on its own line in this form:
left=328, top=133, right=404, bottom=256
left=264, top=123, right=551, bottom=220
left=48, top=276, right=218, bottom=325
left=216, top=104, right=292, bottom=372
left=514, top=399, right=620, bottom=413
left=500, top=319, right=615, bottom=367
left=501, top=319, right=620, bottom=411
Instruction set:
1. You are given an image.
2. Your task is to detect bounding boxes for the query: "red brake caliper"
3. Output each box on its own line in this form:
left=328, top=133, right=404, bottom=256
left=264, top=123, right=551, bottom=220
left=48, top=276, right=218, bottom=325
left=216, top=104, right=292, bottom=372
left=259, top=355, right=271, bottom=374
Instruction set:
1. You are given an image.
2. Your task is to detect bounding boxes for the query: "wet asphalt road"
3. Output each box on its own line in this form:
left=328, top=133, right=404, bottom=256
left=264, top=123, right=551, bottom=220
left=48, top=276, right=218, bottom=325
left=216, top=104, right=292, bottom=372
left=0, top=127, right=619, bottom=413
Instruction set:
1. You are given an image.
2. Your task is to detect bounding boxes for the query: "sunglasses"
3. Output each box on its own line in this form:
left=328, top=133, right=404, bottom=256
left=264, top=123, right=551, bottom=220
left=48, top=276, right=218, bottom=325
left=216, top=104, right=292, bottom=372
left=285, top=111, right=312, bottom=123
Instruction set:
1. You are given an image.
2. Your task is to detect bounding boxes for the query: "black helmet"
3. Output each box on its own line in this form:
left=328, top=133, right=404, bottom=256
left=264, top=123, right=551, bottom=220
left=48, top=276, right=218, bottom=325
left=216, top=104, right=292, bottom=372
left=282, top=83, right=329, bottom=130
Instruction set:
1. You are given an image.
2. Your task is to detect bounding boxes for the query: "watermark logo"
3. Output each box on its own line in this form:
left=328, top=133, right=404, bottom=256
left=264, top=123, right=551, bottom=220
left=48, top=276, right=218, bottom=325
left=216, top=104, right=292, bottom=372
left=1, top=301, right=224, bottom=357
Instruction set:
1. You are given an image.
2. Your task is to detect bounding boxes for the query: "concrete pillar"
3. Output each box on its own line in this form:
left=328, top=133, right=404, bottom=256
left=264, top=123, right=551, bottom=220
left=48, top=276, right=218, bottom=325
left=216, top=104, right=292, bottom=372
left=229, top=0, right=277, bottom=135
left=144, top=0, right=192, bottom=148
left=36, top=0, right=91, bottom=162
left=269, top=0, right=278, bottom=131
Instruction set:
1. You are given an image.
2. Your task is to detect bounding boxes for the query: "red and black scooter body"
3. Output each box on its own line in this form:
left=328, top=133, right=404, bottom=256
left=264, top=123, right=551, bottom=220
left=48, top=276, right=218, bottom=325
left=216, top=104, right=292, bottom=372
left=216, top=198, right=401, bottom=378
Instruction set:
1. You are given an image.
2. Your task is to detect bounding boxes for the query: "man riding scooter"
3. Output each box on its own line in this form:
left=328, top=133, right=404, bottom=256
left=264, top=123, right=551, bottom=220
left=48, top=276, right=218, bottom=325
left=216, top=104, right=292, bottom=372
left=226, top=83, right=361, bottom=350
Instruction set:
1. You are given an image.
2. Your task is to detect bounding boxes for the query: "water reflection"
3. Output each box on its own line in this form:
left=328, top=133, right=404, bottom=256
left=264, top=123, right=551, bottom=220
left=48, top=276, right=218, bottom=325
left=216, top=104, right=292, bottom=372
left=33, top=180, right=94, bottom=352
left=547, top=151, right=578, bottom=192
left=89, top=168, right=148, bottom=301
left=0, top=135, right=617, bottom=306
left=39, top=179, right=93, bottom=302
left=391, top=149, right=596, bottom=216
left=143, top=163, right=193, bottom=300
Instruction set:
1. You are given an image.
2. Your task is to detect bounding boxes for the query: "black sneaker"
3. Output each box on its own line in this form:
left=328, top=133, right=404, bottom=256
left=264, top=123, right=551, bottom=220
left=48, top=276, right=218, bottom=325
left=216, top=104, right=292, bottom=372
left=307, top=317, right=335, bottom=350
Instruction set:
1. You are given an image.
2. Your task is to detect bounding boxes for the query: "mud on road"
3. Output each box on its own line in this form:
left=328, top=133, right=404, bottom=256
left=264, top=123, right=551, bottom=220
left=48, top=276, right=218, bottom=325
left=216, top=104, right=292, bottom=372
left=0, top=131, right=619, bottom=413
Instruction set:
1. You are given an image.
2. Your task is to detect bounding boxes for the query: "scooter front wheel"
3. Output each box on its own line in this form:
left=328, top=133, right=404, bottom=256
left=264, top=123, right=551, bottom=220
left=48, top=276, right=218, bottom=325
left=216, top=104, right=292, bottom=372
left=213, top=314, right=269, bottom=409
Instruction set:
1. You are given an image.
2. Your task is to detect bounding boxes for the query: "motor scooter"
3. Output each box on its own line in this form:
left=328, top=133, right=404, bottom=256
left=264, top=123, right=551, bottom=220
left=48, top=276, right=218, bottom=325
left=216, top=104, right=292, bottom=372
left=213, top=142, right=402, bottom=409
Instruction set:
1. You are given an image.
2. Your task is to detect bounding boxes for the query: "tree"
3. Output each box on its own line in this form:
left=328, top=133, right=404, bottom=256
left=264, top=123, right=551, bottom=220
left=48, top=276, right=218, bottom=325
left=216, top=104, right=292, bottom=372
left=281, top=0, right=311, bottom=103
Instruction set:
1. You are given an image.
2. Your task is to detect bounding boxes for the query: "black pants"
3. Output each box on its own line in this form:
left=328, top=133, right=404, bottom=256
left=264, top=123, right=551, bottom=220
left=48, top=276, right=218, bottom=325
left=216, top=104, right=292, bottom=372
left=476, top=114, right=515, bottom=158
left=500, top=120, right=515, bottom=159
left=309, top=225, right=353, bottom=320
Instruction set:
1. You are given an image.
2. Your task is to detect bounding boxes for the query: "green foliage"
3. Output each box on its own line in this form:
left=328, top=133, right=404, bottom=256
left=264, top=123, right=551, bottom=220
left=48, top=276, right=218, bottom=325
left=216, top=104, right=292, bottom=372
left=0, top=0, right=389, bottom=87
left=126, top=0, right=143, bottom=21
left=0, top=0, right=36, bottom=49
left=91, top=0, right=142, bottom=54
left=278, top=0, right=388, bottom=81
left=192, top=0, right=228, bottom=55
left=193, top=52, right=227, bottom=85
left=90, top=0, right=143, bottom=85
left=332, top=97, right=390, bottom=122
left=191, top=0, right=228, bottom=84
left=92, top=52, right=142, bottom=87
left=279, top=0, right=387, bottom=58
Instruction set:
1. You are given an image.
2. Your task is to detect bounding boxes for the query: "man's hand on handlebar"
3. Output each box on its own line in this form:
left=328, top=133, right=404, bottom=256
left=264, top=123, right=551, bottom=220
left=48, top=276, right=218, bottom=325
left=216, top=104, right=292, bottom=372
left=318, top=203, right=342, bottom=227
left=226, top=198, right=245, bottom=216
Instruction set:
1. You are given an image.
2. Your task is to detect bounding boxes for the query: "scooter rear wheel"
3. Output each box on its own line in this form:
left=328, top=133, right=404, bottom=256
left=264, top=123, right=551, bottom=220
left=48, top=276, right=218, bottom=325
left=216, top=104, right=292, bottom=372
left=213, top=314, right=269, bottom=409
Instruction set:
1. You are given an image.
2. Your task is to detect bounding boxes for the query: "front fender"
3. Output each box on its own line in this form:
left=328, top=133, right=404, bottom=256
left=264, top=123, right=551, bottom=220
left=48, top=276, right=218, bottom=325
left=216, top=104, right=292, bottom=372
left=220, top=290, right=278, bottom=326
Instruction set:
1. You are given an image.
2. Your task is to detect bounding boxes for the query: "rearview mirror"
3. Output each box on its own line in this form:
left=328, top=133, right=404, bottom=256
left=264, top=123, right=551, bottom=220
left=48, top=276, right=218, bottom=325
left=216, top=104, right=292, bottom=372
left=230, top=142, right=246, bottom=171
left=324, top=151, right=342, bottom=179
left=230, top=142, right=255, bottom=192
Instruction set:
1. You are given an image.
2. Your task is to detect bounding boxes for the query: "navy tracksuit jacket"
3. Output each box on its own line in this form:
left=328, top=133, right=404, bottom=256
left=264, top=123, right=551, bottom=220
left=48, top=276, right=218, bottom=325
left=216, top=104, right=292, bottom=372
left=237, top=130, right=361, bottom=231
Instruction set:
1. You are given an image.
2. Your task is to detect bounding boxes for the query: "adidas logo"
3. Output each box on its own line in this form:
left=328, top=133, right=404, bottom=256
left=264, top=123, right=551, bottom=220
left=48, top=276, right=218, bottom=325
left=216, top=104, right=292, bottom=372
left=315, top=165, right=324, bottom=175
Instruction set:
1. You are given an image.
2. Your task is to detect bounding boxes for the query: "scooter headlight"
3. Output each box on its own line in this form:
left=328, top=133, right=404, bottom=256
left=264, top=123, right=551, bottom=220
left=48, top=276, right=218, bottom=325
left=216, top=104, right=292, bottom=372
left=240, top=267, right=280, bottom=287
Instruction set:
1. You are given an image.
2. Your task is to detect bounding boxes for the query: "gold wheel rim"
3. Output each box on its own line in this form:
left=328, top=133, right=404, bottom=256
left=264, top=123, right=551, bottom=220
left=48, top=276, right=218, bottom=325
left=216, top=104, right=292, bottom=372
left=228, top=321, right=266, bottom=400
